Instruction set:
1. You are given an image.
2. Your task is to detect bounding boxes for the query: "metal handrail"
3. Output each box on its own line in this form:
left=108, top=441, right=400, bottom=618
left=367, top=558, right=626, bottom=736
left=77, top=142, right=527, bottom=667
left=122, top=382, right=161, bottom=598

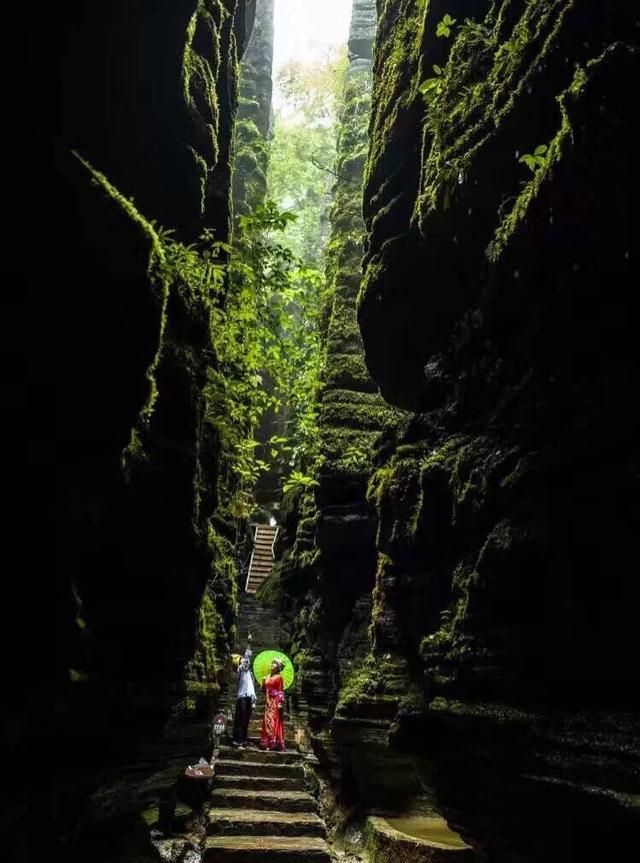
left=244, top=523, right=258, bottom=592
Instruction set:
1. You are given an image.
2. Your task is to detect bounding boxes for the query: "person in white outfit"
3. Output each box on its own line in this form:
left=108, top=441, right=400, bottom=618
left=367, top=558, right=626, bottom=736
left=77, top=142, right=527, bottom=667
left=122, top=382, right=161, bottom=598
left=232, top=635, right=256, bottom=747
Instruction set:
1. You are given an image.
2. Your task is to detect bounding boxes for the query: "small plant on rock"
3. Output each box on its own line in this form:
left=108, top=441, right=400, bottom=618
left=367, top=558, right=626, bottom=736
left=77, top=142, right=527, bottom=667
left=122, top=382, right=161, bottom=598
left=419, top=65, right=445, bottom=104
left=519, top=144, right=549, bottom=173
left=436, top=14, right=457, bottom=38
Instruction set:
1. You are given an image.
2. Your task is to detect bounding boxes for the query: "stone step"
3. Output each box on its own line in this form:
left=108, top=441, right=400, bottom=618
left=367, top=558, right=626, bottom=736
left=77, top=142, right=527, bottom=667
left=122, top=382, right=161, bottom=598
left=208, top=808, right=326, bottom=838
left=217, top=746, right=301, bottom=765
left=210, top=788, right=316, bottom=813
left=216, top=759, right=303, bottom=779
left=214, top=774, right=304, bottom=792
left=244, top=737, right=296, bottom=748
left=241, top=736, right=297, bottom=747
left=248, top=714, right=293, bottom=724
left=203, top=836, right=330, bottom=862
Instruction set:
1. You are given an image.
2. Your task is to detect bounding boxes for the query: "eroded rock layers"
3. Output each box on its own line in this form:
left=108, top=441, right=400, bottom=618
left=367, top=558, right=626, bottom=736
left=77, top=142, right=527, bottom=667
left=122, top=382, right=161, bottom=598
left=270, top=0, right=397, bottom=731
left=27, top=2, right=254, bottom=859
left=274, top=1, right=639, bottom=859
left=354, top=0, right=639, bottom=859
left=233, top=0, right=275, bottom=217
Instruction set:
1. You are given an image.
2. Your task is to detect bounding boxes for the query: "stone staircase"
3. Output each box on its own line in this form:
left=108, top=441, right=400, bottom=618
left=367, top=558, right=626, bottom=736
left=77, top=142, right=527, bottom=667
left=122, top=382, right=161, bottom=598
left=245, top=523, right=279, bottom=594
left=205, top=746, right=329, bottom=861
left=205, top=583, right=330, bottom=862
left=217, top=592, right=284, bottom=727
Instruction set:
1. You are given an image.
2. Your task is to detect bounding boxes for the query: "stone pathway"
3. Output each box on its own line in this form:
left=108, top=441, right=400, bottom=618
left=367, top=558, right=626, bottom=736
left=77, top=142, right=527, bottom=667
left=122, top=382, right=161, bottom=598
left=204, top=588, right=330, bottom=862
left=205, top=745, right=329, bottom=861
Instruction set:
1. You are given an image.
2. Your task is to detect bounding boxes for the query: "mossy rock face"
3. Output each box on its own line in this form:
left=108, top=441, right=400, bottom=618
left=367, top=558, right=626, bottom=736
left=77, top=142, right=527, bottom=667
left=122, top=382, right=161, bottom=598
left=359, top=0, right=639, bottom=720
left=232, top=0, right=274, bottom=216
left=323, top=353, right=379, bottom=393
left=272, top=7, right=395, bottom=735
left=365, top=816, right=478, bottom=863
left=361, top=0, right=639, bottom=411
left=34, top=1, right=249, bottom=856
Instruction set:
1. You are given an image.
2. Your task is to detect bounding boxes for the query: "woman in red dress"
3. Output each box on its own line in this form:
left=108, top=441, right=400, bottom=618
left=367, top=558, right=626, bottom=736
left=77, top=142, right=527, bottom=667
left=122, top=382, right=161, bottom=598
left=259, top=658, right=286, bottom=751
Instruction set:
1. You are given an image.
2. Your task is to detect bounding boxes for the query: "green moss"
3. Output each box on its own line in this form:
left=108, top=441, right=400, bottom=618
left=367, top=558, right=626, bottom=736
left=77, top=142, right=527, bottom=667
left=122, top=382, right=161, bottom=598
left=232, top=10, right=272, bottom=217
left=255, top=569, right=282, bottom=609
left=319, top=427, right=381, bottom=476
left=368, top=457, right=423, bottom=545
left=415, top=0, right=577, bottom=224
left=322, top=389, right=402, bottom=432
left=337, top=651, right=415, bottom=712
left=326, top=296, right=361, bottom=348
left=487, top=56, right=597, bottom=260
left=365, top=0, right=428, bottom=194
left=73, top=153, right=170, bottom=476
left=368, top=435, right=498, bottom=558
left=184, top=522, right=239, bottom=709
left=323, top=352, right=375, bottom=391
left=182, top=4, right=220, bottom=164
left=141, top=807, right=159, bottom=827
left=187, top=145, right=210, bottom=221
left=337, top=655, right=385, bottom=708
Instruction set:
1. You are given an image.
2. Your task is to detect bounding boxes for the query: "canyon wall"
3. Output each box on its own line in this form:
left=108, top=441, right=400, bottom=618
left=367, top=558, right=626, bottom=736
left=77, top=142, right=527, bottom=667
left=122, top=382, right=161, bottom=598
left=354, top=0, right=639, bottom=858
left=25, top=2, right=252, bottom=859
left=232, top=0, right=284, bottom=510
left=273, top=2, right=639, bottom=858
left=271, top=0, right=391, bottom=712
left=267, top=2, right=412, bottom=798
left=233, top=0, right=275, bottom=218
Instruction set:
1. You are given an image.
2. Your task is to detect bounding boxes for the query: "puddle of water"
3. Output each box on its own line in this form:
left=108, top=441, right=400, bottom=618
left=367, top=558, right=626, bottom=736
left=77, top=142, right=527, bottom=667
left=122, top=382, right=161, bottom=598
left=384, top=817, right=470, bottom=849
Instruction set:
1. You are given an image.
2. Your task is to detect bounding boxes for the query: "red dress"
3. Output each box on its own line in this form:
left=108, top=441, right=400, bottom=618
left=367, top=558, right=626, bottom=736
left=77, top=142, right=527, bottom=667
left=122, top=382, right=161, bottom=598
left=260, top=673, right=285, bottom=751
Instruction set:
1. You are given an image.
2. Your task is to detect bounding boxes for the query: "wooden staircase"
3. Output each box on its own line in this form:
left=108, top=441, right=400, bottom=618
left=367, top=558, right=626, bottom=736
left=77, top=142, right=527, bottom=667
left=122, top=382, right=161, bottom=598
left=245, top=524, right=279, bottom=594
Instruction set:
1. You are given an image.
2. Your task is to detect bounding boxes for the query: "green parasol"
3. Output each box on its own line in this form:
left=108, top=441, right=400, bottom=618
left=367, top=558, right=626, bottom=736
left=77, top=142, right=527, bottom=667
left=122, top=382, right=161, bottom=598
left=253, top=649, right=295, bottom=690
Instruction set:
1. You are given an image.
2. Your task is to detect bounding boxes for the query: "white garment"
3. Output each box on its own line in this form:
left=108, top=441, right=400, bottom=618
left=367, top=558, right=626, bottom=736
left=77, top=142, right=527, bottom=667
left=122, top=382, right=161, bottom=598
left=237, top=647, right=256, bottom=700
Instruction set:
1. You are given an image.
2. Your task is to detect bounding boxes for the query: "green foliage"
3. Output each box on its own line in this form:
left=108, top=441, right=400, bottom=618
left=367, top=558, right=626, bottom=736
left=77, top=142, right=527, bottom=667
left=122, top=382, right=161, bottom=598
left=519, top=144, right=549, bottom=173
left=419, top=65, right=445, bottom=104
left=341, top=444, right=370, bottom=473
left=159, top=200, right=328, bottom=516
left=282, top=470, right=320, bottom=495
left=268, top=49, right=347, bottom=265
left=436, top=14, right=457, bottom=38
left=277, top=51, right=348, bottom=121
